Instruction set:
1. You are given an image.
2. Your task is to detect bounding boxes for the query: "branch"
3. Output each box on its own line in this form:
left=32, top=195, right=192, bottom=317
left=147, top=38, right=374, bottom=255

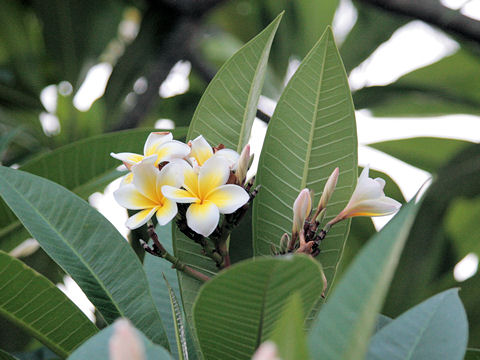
left=355, top=0, right=480, bottom=44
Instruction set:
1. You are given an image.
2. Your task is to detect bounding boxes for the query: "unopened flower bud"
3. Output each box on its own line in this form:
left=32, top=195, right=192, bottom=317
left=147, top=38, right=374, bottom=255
left=9, top=238, right=40, bottom=258
left=292, top=189, right=312, bottom=237
left=317, top=167, right=339, bottom=213
left=109, top=319, right=145, bottom=360
left=321, top=270, right=328, bottom=298
left=252, top=341, right=281, bottom=360
left=235, top=144, right=251, bottom=185
left=279, top=233, right=290, bottom=253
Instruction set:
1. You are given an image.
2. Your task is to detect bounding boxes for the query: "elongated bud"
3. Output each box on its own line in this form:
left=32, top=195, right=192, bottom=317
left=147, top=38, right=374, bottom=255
left=279, top=233, right=290, bottom=253
left=235, top=144, right=251, bottom=185
left=109, top=319, right=145, bottom=360
left=321, top=270, right=328, bottom=298
left=292, top=188, right=312, bottom=237
left=252, top=341, right=281, bottom=360
left=318, top=167, right=339, bottom=213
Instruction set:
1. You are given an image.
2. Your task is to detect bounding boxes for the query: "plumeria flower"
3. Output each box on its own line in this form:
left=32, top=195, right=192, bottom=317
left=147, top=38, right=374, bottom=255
left=113, top=156, right=183, bottom=229
left=109, top=319, right=145, bottom=360
left=328, top=166, right=401, bottom=226
left=292, top=188, right=312, bottom=237
left=189, top=135, right=239, bottom=168
left=162, top=156, right=249, bottom=236
left=111, top=132, right=190, bottom=184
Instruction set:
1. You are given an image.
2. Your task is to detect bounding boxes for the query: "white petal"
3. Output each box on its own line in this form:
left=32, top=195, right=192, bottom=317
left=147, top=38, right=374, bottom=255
left=344, top=197, right=401, bottom=217
left=198, top=156, right=230, bottom=199
left=126, top=207, right=158, bottom=229
left=190, top=135, right=213, bottom=166
left=109, top=319, right=145, bottom=360
left=131, top=156, right=159, bottom=201
left=214, top=149, right=240, bottom=169
left=143, top=132, right=173, bottom=156
left=155, top=140, right=191, bottom=163
left=205, top=184, right=250, bottom=214
left=162, top=185, right=198, bottom=203
left=111, top=152, right=144, bottom=170
left=155, top=199, right=178, bottom=226
left=186, top=202, right=220, bottom=236
left=114, top=185, right=158, bottom=209
left=156, top=161, right=186, bottom=198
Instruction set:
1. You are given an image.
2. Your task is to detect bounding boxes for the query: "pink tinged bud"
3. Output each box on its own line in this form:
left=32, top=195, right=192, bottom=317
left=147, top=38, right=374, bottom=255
left=109, top=319, right=145, bottom=360
left=252, top=341, right=281, bottom=360
left=321, top=270, right=328, bottom=298
left=318, top=167, right=339, bottom=212
left=329, top=166, right=401, bottom=226
left=235, top=144, right=251, bottom=185
left=292, top=188, right=312, bottom=236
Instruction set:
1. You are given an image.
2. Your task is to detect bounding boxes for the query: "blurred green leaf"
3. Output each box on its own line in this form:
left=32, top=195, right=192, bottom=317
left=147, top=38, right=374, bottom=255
left=229, top=206, right=253, bottom=264
left=370, top=137, right=473, bottom=174
left=367, top=289, right=467, bottom=360
left=0, top=349, right=19, bottom=360
left=308, top=200, right=418, bottom=360
left=193, top=255, right=324, bottom=360
left=0, top=251, right=98, bottom=358
left=466, top=349, right=480, bottom=360
left=0, top=167, right=169, bottom=347
left=0, top=127, right=22, bottom=162
left=269, top=293, right=309, bottom=360
left=0, top=127, right=187, bottom=252
left=68, top=323, right=173, bottom=360
left=253, top=28, right=357, bottom=305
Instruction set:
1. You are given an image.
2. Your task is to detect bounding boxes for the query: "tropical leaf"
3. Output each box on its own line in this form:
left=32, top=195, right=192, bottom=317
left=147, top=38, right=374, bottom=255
left=366, top=289, right=468, bottom=360
left=193, top=255, right=324, bottom=360
left=253, top=27, right=357, bottom=300
left=68, top=323, right=173, bottom=360
left=173, top=14, right=282, bottom=352
left=0, top=251, right=98, bottom=358
left=0, top=167, right=169, bottom=347
left=308, top=200, right=418, bottom=360
left=0, top=127, right=187, bottom=252
left=0, top=349, right=19, bottom=360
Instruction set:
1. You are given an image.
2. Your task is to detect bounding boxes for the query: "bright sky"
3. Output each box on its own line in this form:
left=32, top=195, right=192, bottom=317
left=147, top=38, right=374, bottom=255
left=24, top=0, right=480, bottom=318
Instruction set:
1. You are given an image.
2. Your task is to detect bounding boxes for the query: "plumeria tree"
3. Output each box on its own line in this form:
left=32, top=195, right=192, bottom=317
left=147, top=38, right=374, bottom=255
left=0, top=13, right=473, bottom=360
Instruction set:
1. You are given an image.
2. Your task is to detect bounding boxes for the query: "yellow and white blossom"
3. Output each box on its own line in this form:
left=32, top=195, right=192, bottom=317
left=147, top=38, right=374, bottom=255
left=162, top=156, right=249, bottom=236
left=292, top=188, right=311, bottom=236
left=109, top=319, right=145, bottom=360
left=329, top=166, right=401, bottom=226
left=111, top=132, right=190, bottom=184
left=189, top=135, right=239, bottom=168
left=113, top=156, right=183, bottom=229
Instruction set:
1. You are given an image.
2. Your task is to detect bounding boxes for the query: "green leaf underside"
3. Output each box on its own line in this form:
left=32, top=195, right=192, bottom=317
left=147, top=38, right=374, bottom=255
left=253, top=27, right=357, bottom=300
left=367, top=289, right=468, bottom=360
left=164, top=274, right=188, bottom=360
left=187, top=13, right=282, bottom=152
left=0, top=251, right=98, bottom=358
left=308, top=200, right=418, bottom=360
left=174, top=15, right=283, bottom=354
left=0, top=167, right=169, bottom=347
left=193, top=256, right=324, bottom=360
left=68, top=323, right=173, bottom=360
left=0, top=349, right=19, bottom=360
left=0, top=127, right=187, bottom=252
left=269, top=293, right=310, bottom=360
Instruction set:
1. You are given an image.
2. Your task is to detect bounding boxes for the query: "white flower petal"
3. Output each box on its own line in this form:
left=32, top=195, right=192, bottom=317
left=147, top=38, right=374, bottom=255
left=349, top=167, right=384, bottom=204
left=120, top=172, right=133, bottom=186
left=186, top=202, right=220, bottom=236
left=131, top=156, right=159, bottom=200
left=111, top=152, right=144, bottom=170
left=155, top=140, right=191, bottom=163
left=126, top=207, right=158, bottom=229
left=114, top=185, right=158, bottom=209
left=162, top=185, right=198, bottom=203
left=155, top=199, right=177, bottom=226
left=292, top=188, right=311, bottom=233
left=198, top=156, right=230, bottom=198
left=344, top=197, right=401, bottom=217
left=143, top=132, right=173, bottom=156
left=156, top=161, right=186, bottom=198
left=214, top=148, right=240, bottom=168
left=109, top=319, right=145, bottom=360
left=190, top=135, right=213, bottom=166
left=205, top=184, right=249, bottom=214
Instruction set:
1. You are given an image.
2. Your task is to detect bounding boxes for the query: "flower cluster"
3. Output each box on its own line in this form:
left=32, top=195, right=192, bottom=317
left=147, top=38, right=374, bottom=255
left=111, top=132, right=252, bottom=237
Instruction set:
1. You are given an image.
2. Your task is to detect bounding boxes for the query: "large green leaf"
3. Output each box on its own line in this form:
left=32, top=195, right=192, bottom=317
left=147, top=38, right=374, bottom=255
left=369, top=137, right=473, bottom=174
left=0, top=167, right=169, bottom=347
left=366, top=289, right=468, bottom=360
left=253, top=27, right=357, bottom=296
left=68, top=322, right=173, bottom=360
left=0, top=127, right=187, bottom=252
left=173, top=15, right=282, bottom=351
left=193, top=255, right=324, bottom=360
left=187, top=13, right=282, bottom=151
left=0, top=349, right=19, bottom=360
left=0, top=251, right=97, bottom=358
left=308, top=200, right=418, bottom=360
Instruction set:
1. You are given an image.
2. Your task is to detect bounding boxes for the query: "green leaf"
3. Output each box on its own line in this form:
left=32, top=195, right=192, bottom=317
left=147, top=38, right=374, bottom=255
left=187, top=13, right=282, bottom=152
left=466, top=349, right=480, bottom=360
left=0, top=251, right=98, bottom=358
left=253, top=27, right=357, bottom=298
left=193, top=255, right=324, bottom=360
left=367, top=289, right=468, bottom=360
left=369, top=137, right=473, bottom=174
left=0, top=167, right=169, bottom=347
left=308, top=200, right=419, bottom=360
left=269, top=292, right=309, bottom=360
left=68, top=323, right=173, bottom=360
left=0, top=127, right=187, bottom=252
left=0, top=127, right=22, bottom=162
left=0, top=349, right=19, bottom=360
left=229, top=206, right=253, bottom=264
